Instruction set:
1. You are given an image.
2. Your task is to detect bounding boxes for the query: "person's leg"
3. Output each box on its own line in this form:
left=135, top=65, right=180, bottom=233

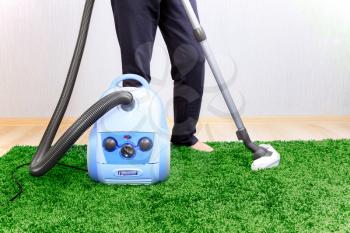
left=111, top=0, right=160, bottom=86
left=159, top=0, right=212, bottom=151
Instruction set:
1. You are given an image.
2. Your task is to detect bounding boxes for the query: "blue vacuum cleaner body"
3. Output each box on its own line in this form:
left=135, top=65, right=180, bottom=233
left=87, top=74, right=170, bottom=184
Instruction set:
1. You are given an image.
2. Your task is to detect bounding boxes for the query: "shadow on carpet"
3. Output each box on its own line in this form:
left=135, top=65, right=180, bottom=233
left=1, top=140, right=350, bottom=232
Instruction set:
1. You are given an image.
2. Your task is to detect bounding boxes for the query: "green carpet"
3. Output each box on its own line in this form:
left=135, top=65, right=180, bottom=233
left=1, top=140, right=350, bottom=233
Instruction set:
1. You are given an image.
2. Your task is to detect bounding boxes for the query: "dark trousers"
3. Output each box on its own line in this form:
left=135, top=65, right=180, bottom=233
left=111, top=0, right=205, bottom=146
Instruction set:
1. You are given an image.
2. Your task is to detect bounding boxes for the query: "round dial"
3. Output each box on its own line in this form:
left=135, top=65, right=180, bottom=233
left=104, top=137, right=117, bottom=152
left=139, top=137, right=153, bottom=152
left=121, top=144, right=136, bottom=158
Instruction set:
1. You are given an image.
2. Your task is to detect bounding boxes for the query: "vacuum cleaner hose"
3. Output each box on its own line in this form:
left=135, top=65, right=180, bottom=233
left=30, top=92, right=133, bottom=176
left=30, top=0, right=134, bottom=176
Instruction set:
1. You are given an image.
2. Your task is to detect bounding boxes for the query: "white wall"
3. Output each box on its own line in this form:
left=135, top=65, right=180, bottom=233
left=0, top=0, right=349, bottom=118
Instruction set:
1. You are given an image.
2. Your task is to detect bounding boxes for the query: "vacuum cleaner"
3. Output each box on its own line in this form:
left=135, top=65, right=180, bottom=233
left=88, top=74, right=170, bottom=184
left=29, top=0, right=280, bottom=183
left=29, top=1, right=170, bottom=184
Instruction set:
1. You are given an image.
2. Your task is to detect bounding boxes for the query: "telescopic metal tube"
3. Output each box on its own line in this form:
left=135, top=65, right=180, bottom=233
left=181, top=0, right=245, bottom=130
left=181, top=0, right=272, bottom=155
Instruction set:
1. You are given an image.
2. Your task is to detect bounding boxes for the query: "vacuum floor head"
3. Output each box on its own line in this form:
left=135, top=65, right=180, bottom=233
left=251, top=144, right=280, bottom=171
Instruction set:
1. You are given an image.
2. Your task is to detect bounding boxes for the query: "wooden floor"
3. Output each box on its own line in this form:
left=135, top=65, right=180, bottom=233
left=0, top=116, right=349, bottom=156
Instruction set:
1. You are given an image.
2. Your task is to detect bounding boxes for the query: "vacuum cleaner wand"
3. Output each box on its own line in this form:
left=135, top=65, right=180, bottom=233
left=181, top=0, right=280, bottom=170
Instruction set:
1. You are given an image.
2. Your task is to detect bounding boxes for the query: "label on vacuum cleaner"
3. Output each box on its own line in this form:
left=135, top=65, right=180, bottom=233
left=116, top=170, right=141, bottom=176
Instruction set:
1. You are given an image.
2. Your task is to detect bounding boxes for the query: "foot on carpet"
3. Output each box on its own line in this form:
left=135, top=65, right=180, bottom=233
left=191, top=141, right=214, bottom=152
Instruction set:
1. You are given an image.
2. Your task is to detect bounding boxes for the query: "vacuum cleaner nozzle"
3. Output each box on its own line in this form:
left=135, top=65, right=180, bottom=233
left=251, top=144, right=280, bottom=171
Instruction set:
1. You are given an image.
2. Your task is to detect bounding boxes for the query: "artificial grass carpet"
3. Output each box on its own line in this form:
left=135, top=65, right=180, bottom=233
left=1, top=140, right=350, bottom=232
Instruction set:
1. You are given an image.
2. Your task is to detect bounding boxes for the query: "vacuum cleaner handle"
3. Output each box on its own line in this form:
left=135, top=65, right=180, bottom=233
left=110, top=74, right=150, bottom=89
